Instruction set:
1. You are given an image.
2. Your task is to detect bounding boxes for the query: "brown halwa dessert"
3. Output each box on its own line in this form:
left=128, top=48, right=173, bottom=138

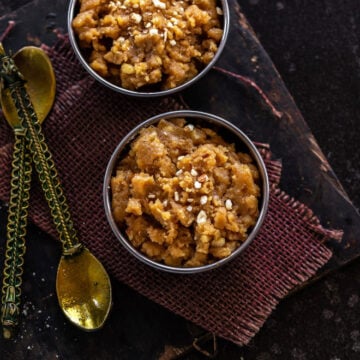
left=111, top=119, right=261, bottom=267
left=72, top=0, right=223, bottom=90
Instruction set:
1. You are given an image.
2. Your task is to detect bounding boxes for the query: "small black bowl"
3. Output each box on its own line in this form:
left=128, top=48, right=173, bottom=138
left=103, top=110, right=269, bottom=273
left=67, top=0, right=230, bottom=97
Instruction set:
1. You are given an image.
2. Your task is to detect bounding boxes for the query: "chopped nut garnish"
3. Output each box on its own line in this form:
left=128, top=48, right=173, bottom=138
left=198, top=174, right=208, bottom=183
left=176, top=169, right=183, bottom=176
left=169, top=39, right=176, bottom=46
left=216, top=6, right=223, bottom=15
left=187, top=198, right=194, bottom=203
left=149, top=28, right=159, bottom=35
left=190, top=168, right=198, bottom=177
left=170, top=17, right=178, bottom=25
left=200, top=195, right=208, bottom=205
left=152, top=0, right=166, bottom=9
left=148, top=193, right=156, bottom=199
left=174, top=191, right=180, bottom=201
left=194, top=181, right=202, bottom=189
left=109, top=0, right=122, bottom=9
left=186, top=205, right=193, bottom=212
left=130, top=13, right=142, bottom=23
left=225, top=199, right=233, bottom=210
left=196, top=210, right=207, bottom=224
left=186, top=124, right=194, bottom=131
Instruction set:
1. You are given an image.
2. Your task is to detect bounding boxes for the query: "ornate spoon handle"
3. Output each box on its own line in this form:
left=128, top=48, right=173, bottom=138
left=1, top=132, right=32, bottom=339
left=9, top=84, right=81, bottom=255
left=0, top=45, right=76, bottom=253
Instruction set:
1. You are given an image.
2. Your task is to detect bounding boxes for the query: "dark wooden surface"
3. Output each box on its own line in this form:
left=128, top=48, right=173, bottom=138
left=0, top=0, right=359, bottom=358
left=183, top=3, right=360, bottom=276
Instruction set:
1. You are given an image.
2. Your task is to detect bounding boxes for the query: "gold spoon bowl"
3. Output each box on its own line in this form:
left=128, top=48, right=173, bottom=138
left=57, top=248, right=112, bottom=330
left=1, top=46, right=56, bottom=128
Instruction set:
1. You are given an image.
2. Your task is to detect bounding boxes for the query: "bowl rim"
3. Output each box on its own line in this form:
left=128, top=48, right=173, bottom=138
left=67, top=0, right=230, bottom=97
left=103, top=110, right=270, bottom=274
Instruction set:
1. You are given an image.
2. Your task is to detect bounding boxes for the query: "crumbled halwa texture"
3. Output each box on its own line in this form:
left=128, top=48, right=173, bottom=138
left=72, top=0, right=223, bottom=90
left=111, top=119, right=261, bottom=267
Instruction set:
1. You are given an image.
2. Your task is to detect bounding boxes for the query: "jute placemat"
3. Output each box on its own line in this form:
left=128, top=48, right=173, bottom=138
left=0, top=37, right=342, bottom=345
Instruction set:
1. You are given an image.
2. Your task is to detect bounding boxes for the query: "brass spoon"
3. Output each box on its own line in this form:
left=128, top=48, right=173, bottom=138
left=0, top=44, right=112, bottom=332
left=0, top=45, right=55, bottom=338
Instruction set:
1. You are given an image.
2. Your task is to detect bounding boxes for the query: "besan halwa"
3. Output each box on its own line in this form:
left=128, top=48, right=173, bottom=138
left=111, top=118, right=261, bottom=267
left=72, top=0, right=224, bottom=90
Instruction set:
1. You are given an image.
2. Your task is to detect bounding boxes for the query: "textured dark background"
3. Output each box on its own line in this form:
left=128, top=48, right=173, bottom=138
left=237, top=1, right=360, bottom=359
left=242, top=0, right=360, bottom=210
left=0, top=0, right=359, bottom=359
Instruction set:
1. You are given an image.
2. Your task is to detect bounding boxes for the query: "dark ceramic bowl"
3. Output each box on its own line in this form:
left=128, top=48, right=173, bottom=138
left=103, top=110, right=269, bottom=273
left=67, top=0, right=230, bottom=97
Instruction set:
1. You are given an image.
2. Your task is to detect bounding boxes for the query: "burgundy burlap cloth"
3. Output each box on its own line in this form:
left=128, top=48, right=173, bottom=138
left=0, top=38, right=342, bottom=346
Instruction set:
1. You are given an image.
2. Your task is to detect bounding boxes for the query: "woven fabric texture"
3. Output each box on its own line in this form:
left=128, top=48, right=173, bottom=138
left=0, top=38, right=337, bottom=345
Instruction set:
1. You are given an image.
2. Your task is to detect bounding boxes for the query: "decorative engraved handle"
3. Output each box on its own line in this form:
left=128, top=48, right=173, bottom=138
left=0, top=45, right=80, bottom=254
left=1, top=132, right=31, bottom=338
left=9, top=83, right=81, bottom=255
